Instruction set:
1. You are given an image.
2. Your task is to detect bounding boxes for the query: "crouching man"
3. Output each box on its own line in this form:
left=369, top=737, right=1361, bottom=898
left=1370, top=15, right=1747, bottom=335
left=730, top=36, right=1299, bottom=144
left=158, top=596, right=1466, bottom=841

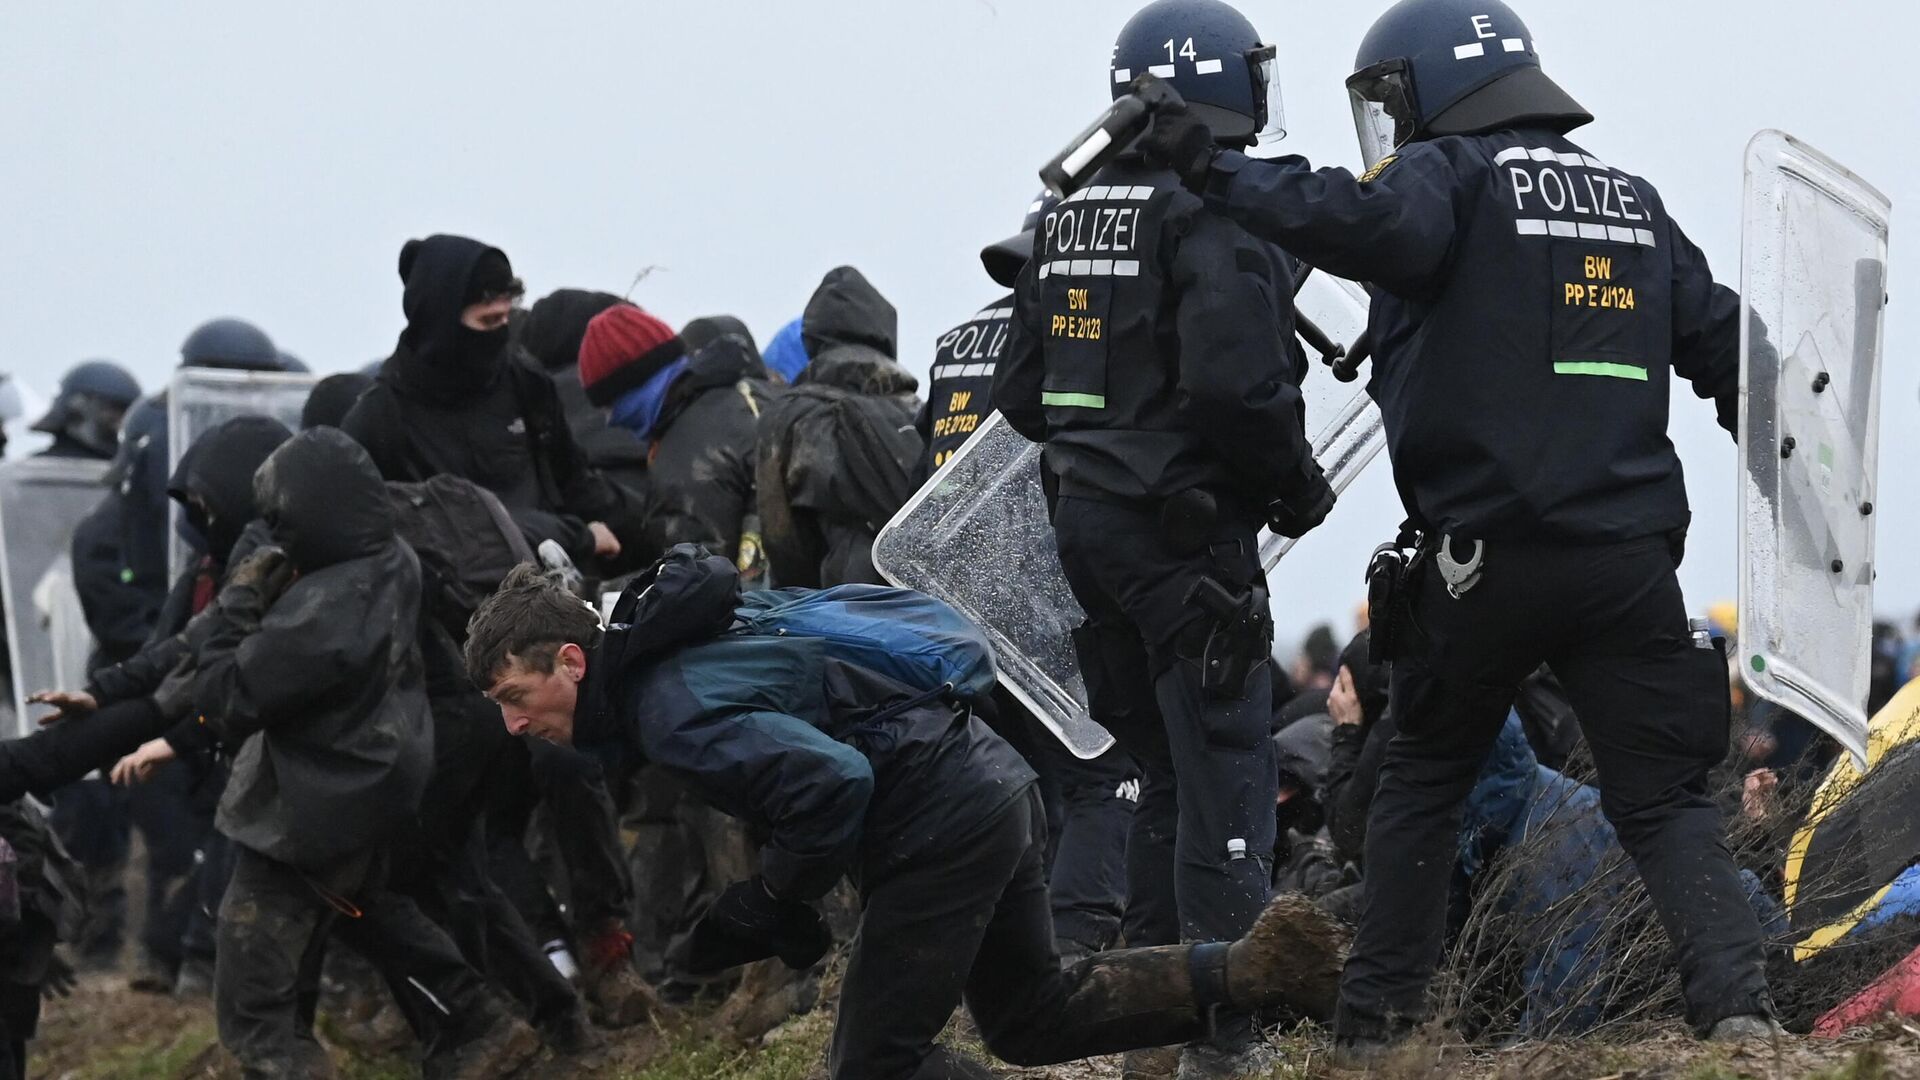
left=464, top=547, right=1348, bottom=1079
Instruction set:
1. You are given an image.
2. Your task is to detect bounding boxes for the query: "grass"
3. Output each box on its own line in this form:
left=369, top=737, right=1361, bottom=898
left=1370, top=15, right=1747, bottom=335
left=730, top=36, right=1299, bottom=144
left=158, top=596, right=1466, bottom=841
left=74, top=1017, right=218, bottom=1080
left=627, top=1010, right=831, bottom=1080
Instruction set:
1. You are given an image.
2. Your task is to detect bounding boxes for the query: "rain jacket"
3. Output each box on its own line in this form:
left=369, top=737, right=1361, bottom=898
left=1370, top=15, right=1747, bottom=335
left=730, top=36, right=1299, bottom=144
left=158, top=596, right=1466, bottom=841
left=181, top=428, right=432, bottom=869
left=574, top=546, right=1032, bottom=901
left=755, top=268, right=923, bottom=588
left=632, top=335, right=776, bottom=574
left=520, top=287, right=653, bottom=505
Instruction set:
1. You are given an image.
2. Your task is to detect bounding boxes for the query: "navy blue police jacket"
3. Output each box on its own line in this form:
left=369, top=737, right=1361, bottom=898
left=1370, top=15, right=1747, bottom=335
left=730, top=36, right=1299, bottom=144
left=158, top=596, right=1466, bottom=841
left=1201, top=128, right=1743, bottom=543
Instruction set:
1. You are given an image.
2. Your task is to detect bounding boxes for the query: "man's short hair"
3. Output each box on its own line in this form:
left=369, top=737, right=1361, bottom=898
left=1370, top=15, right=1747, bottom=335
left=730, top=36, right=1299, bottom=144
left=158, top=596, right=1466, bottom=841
left=464, top=563, right=603, bottom=689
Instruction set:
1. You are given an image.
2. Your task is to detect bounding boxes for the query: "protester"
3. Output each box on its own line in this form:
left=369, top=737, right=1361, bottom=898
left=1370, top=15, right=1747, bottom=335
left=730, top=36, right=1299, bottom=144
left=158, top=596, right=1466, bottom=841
left=519, top=287, right=652, bottom=511
left=465, top=550, right=1348, bottom=1080
left=580, top=303, right=776, bottom=580
left=756, top=267, right=922, bottom=588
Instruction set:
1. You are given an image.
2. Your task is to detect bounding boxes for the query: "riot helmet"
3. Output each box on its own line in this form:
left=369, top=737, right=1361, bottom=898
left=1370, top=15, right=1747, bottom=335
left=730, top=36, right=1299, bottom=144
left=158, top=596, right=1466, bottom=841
left=1347, top=0, right=1591, bottom=168
left=31, top=359, right=142, bottom=457
left=180, top=317, right=281, bottom=371
left=1111, top=0, right=1283, bottom=146
left=979, top=192, right=1061, bottom=290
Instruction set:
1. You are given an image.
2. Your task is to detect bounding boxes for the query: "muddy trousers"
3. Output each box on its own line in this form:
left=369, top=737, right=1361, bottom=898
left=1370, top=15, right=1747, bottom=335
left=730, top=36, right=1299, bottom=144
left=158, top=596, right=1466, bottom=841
left=489, top=739, right=634, bottom=944
left=1337, top=537, right=1774, bottom=1038
left=215, top=846, right=497, bottom=1078
left=831, top=789, right=1216, bottom=1080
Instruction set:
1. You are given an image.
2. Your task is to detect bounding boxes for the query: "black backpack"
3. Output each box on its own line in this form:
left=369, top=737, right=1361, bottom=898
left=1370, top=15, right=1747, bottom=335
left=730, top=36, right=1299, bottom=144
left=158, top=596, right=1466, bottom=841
left=798, top=389, right=922, bottom=533
left=387, top=475, right=535, bottom=634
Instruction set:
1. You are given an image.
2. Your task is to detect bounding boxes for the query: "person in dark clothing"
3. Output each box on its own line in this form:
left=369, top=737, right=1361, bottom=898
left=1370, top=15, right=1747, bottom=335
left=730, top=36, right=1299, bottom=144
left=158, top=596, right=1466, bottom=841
left=579, top=303, right=775, bottom=582
left=463, top=550, right=1349, bottom=1080
left=0, top=798, right=80, bottom=1080
left=520, top=287, right=653, bottom=518
left=298, top=372, right=374, bottom=432
left=1135, top=0, right=1775, bottom=1055
left=994, top=3, right=1330, bottom=1073
left=755, top=267, right=923, bottom=588
left=916, top=196, right=1141, bottom=963
left=342, top=236, right=638, bottom=569
left=26, top=359, right=143, bottom=967
left=152, top=428, right=540, bottom=1079
left=342, top=238, right=652, bottom=1023
left=681, top=316, right=761, bottom=370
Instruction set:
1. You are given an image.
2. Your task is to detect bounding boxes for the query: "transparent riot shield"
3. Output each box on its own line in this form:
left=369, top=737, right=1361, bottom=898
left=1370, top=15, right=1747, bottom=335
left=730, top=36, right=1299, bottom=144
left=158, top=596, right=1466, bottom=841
left=167, top=368, right=319, bottom=576
left=873, top=276, right=1385, bottom=758
left=1738, top=130, right=1890, bottom=765
left=0, top=457, right=111, bottom=737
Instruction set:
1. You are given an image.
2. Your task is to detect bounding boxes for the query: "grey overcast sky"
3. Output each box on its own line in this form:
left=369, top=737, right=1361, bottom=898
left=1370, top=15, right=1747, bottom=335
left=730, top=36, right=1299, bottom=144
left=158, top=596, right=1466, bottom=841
left=1, top=0, right=1914, bottom=646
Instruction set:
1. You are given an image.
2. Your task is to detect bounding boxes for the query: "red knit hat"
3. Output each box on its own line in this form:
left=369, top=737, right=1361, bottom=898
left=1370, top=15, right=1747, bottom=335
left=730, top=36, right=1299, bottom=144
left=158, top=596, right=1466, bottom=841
left=578, top=304, right=687, bottom=407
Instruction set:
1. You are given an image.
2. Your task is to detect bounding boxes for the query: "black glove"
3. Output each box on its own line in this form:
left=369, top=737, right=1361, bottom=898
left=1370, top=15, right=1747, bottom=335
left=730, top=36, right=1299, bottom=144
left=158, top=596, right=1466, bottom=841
left=1135, top=95, right=1216, bottom=193
left=1268, top=467, right=1336, bottom=540
left=42, top=950, right=75, bottom=1000
left=672, top=876, right=829, bottom=976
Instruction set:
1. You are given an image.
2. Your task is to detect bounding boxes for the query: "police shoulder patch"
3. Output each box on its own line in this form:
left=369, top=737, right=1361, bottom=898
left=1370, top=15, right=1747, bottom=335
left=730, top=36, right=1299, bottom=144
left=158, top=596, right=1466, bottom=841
left=1359, top=155, right=1398, bottom=183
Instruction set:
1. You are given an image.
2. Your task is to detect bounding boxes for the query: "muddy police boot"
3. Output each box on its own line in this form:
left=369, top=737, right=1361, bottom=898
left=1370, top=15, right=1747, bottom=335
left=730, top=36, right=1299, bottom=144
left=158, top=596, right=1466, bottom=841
left=1121, top=1046, right=1182, bottom=1079
left=580, top=918, right=660, bottom=1028
left=427, top=1015, right=541, bottom=1080
left=540, top=1003, right=608, bottom=1063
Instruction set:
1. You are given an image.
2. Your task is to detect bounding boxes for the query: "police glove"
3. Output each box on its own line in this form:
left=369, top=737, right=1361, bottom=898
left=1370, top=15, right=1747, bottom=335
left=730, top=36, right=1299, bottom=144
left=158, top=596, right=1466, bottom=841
left=673, top=876, right=829, bottom=976
left=1135, top=98, right=1217, bottom=193
left=1267, top=468, right=1336, bottom=540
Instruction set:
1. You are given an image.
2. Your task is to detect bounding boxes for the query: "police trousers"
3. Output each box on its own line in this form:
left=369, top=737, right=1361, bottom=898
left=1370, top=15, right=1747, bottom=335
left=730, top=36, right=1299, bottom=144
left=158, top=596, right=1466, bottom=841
left=1052, top=497, right=1276, bottom=948
left=1337, top=535, right=1773, bottom=1036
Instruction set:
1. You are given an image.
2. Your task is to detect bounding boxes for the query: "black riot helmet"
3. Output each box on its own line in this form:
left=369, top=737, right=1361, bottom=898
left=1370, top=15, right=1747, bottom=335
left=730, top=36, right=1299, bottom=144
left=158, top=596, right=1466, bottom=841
left=1347, top=0, right=1590, bottom=168
left=979, top=192, right=1061, bottom=290
left=180, top=317, right=282, bottom=371
left=1110, top=0, right=1283, bottom=146
left=32, top=359, right=142, bottom=457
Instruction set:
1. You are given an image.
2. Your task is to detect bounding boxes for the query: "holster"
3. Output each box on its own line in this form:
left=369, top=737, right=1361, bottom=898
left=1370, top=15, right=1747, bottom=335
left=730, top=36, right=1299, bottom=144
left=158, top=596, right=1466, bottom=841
left=1366, top=527, right=1426, bottom=664
left=1183, top=572, right=1272, bottom=703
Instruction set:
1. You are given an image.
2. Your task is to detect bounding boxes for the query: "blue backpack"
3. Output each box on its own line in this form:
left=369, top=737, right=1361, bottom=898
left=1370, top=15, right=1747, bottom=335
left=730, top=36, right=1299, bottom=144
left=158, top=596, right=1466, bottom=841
left=732, top=584, right=997, bottom=701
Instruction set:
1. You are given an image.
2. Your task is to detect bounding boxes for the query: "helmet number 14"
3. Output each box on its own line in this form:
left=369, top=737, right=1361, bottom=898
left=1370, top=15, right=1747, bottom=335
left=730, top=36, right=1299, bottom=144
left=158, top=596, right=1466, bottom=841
left=1164, top=38, right=1198, bottom=63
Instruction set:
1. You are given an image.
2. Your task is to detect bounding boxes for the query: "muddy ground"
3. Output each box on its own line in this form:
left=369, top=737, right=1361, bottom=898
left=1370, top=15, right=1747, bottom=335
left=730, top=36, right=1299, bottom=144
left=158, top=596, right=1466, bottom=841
left=29, top=969, right=1920, bottom=1080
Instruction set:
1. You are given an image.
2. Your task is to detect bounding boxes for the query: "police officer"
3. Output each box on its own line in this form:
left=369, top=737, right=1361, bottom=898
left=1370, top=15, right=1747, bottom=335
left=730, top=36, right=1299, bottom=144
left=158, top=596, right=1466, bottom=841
left=924, top=197, right=1144, bottom=966
left=31, top=360, right=142, bottom=460
left=995, top=2, right=1332, bottom=1073
left=1135, top=0, right=1776, bottom=1058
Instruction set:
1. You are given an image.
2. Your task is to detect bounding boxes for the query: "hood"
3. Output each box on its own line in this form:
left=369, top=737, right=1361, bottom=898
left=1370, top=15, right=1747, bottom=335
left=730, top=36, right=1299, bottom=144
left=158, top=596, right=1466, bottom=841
left=300, top=372, right=374, bottom=430
left=801, top=266, right=897, bottom=361
left=252, top=427, right=395, bottom=571
left=683, top=315, right=762, bottom=371
left=168, top=416, right=293, bottom=564
left=761, top=317, right=810, bottom=384
left=682, top=333, right=767, bottom=389
left=1272, top=713, right=1335, bottom=796
left=390, top=234, right=514, bottom=402
left=522, top=288, right=624, bottom=372
left=1459, top=713, right=1540, bottom=875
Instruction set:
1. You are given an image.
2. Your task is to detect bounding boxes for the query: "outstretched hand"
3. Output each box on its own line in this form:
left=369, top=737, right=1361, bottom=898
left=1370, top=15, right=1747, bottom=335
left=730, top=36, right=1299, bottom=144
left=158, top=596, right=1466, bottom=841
left=29, top=689, right=97, bottom=727
left=110, top=738, right=177, bottom=787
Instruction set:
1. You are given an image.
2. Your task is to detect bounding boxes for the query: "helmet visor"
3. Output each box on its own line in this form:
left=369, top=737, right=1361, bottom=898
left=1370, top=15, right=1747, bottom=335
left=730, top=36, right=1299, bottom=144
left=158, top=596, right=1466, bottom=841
left=1250, top=45, right=1286, bottom=145
left=1346, top=59, right=1417, bottom=169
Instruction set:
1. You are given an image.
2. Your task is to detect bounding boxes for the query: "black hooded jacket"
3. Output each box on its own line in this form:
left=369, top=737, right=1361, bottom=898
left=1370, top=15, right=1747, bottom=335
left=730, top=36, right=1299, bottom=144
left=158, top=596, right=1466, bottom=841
left=70, top=398, right=171, bottom=665
left=756, top=268, right=923, bottom=588
left=184, top=428, right=433, bottom=868
left=86, top=417, right=292, bottom=705
left=645, top=335, right=778, bottom=574
left=343, top=237, right=636, bottom=564
left=521, top=288, right=653, bottom=504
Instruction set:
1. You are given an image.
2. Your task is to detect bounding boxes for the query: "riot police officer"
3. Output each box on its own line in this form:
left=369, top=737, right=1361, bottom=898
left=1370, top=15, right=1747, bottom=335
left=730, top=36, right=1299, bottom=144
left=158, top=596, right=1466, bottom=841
left=31, top=360, right=141, bottom=460
left=924, top=196, right=1144, bottom=966
left=995, top=1, right=1332, bottom=1073
left=1136, top=0, right=1776, bottom=1058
